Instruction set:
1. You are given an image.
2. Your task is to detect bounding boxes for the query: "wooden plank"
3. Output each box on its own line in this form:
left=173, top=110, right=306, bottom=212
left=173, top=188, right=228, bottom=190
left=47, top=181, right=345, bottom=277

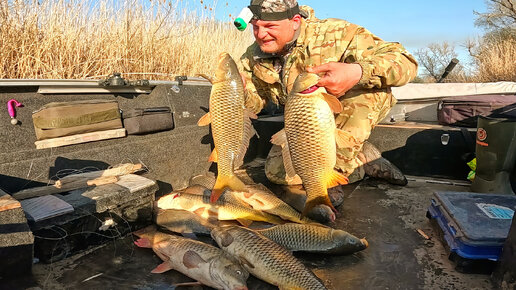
left=20, top=195, right=74, bottom=222
left=55, top=163, right=142, bottom=187
left=116, top=174, right=157, bottom=193
left=34, top=128, right=126, bottom=149
left=0, top=190, right=21, bottom=212
left=12, top=176, right=118, bottom=200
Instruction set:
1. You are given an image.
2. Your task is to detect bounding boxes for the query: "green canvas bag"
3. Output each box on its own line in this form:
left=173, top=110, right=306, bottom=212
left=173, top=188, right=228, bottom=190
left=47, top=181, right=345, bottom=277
left=32, top=99, right=122, bottom=140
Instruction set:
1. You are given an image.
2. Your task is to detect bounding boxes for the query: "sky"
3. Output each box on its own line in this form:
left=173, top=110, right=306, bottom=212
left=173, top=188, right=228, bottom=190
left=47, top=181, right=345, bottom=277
left=204, top=0, right=489, bottom=72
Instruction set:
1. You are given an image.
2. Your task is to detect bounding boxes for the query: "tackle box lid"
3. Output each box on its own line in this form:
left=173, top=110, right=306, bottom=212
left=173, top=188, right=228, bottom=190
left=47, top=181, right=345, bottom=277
left=429, top=191, right=516, bottom=245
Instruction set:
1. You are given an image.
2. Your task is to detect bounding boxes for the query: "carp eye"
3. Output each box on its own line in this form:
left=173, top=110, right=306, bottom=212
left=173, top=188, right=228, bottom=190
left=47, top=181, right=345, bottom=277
left=236, top=270, right=242, bottom=275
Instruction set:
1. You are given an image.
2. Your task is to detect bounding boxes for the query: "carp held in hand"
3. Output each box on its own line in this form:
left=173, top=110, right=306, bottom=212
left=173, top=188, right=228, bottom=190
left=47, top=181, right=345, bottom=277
left=211, top=225, right=328, bottom=290
left=272, top=72, right=349, bottom=217
left=198, top=52, right=257, bottom=203
left=133, top=226, right=249, bottom=290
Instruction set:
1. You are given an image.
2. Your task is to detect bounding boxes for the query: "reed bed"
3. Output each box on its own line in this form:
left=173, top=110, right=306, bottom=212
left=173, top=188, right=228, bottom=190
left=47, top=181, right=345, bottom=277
left=0, top=0, right=253, bottom=80
left=473, top=36, right=516, bottom=82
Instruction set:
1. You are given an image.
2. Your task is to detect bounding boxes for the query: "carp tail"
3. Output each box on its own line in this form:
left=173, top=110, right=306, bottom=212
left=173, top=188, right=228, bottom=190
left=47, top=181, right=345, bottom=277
left=210, top=174, right=247, bottom=203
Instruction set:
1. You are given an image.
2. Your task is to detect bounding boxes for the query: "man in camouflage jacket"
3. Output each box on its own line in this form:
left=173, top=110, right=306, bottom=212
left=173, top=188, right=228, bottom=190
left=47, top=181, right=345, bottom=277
left=239, top=0, right=418, bottom=190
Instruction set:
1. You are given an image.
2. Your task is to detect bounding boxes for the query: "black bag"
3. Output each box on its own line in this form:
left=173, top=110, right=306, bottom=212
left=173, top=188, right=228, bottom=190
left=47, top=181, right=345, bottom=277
left=437, top=94, right=516, bottom=127
left=122, top=107, right=174, bottom=135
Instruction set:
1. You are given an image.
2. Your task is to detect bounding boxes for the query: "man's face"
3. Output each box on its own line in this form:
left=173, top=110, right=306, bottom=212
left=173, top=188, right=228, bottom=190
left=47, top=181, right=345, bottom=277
left=251, top=15, right=301, bottom=54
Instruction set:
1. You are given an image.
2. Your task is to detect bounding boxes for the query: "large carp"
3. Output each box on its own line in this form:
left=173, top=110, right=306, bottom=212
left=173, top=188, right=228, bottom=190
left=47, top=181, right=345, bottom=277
left=198, top=52, right=256, bottom=203
left=271, top=72, right=349, bottom=216
left=257, top=223, right=368, bottom=255
left=133, top=226, right=249, bottom=290
left=184, top=178, right=313, bottom=224
left=157, top=192, right=284, bottom=226
left=211, top=225, right=328, bottom=290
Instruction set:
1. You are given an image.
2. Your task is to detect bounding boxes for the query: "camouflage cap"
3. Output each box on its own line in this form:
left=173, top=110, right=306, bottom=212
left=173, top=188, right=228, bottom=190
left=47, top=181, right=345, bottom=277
left=249, top=0, right=305, bottom=20
left=257, top=0, right=297, bottom=13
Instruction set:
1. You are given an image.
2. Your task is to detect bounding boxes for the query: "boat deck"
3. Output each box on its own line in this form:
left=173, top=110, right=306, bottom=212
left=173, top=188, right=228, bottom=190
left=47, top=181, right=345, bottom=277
left=4, top=169, right=495, bottom=290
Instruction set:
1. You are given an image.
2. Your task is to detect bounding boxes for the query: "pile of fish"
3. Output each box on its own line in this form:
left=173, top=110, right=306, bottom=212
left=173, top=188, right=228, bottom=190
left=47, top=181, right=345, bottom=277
left=144, top=181, right=368, bottom=289
left=136, top=221, right=367, bottom=289
left=134, top=53, right=369, bottom=289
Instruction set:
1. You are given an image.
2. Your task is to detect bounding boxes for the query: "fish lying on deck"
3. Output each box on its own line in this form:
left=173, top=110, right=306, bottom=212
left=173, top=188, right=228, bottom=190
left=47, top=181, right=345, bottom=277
left=157, top=192, right=284, bottom=226
left=257, top=223, right=368, bottom=255
left=211, top=225, right=328, bottom=290
left=228, top=186, right=314, bottom=224
left=179, top=181, right=314, bottom=224
left=133, top=226, right=249, bottom=290
left=272, top=72, right=349, bottom=217
left=198, top=52, right=256, bottom=203
left=155, top=208, right=217, bottom=235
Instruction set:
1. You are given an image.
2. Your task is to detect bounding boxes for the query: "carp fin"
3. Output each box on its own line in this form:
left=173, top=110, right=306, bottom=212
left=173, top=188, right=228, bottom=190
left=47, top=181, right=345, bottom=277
left=271, top=129, right=300, bottom=183
left=183, top=250, right=207, bottom=269
left=236, top=218, right=253, bottom=227
left=151, top=261, right=173, bottom=274
left=253, top=198, right=265, bottom=208
left=197, top=73, right=214, bottom=84
left=335, top=129, right=353, bottom=149
left=327, top=170, right=349, bottom=188
left=197, top=113, right=211, bottom=126
left=208, top=148, right=218, bottom=163
left=193, top=207, right=207, bottom=216
left=134, top=238, right=152, bottom=248
left=234, top=110, right=258, bottom=168
left=322, top=92, right=343, bottom=113
left=270, top=129, right=286, bottom=146
left=211, top=174, right=247, bottom=203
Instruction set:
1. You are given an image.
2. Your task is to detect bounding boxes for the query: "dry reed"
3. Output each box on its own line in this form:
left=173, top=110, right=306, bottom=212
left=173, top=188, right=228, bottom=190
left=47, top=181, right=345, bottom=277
left=473, top=36, right=516, bottom=82
left=0, top=0, right=253, bottom=80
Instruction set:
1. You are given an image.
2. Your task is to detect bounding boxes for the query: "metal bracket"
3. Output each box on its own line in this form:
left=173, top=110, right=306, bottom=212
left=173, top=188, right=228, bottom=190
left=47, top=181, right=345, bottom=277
left=98, top=73, right=149, bottom=87
left=175, top=76, right=188, bottom=86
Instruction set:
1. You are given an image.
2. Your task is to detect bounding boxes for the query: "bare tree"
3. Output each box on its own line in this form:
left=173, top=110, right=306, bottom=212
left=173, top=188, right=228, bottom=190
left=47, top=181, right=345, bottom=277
left=468, top=0, right=516, bottom=82
left=475, top=0, right=516, bottom=30
left=415, top=42, right=467, bottom=82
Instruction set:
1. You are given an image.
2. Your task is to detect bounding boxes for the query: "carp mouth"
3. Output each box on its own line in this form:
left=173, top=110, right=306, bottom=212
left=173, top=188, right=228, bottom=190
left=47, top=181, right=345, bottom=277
left=299, top=85, right=319, bottom=94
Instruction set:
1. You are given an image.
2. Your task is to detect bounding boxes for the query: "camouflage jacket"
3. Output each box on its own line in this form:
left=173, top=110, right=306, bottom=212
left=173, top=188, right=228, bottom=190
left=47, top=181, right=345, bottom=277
left=240, top=6, right=418, bottom=114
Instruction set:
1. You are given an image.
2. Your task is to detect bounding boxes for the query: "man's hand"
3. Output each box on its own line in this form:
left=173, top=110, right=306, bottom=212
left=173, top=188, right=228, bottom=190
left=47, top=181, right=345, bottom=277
left=306, top=62, right=362, bottom=97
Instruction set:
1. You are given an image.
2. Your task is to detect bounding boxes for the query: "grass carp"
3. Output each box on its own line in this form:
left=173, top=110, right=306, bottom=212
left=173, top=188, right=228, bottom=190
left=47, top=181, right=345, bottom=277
left=211, top=225, right=328, bottom=290
left=133, top=226, right=249, bottom=290
left=272, top=72, right=349, bottom=216
left=157, top=192, right=284, bottom=226
left=198, top=52, right=256, bottom=203
left=257, top=223, right=368, bottom=255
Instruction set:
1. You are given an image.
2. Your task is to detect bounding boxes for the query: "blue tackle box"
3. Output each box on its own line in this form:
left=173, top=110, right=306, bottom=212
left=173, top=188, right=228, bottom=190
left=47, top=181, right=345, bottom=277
left=427, top=191, right=516, bottom=261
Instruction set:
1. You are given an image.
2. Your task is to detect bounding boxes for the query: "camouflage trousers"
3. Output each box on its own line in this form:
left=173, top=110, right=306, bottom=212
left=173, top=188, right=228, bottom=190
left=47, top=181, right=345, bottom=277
left=265, top=89, right=396, bottom=184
